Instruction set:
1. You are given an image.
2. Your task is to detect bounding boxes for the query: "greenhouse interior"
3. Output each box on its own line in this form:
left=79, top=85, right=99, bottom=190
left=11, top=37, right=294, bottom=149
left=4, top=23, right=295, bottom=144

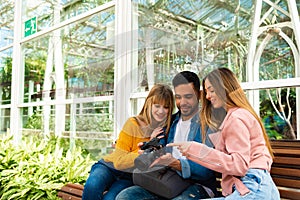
left=0, top=0, right=300, bottom=199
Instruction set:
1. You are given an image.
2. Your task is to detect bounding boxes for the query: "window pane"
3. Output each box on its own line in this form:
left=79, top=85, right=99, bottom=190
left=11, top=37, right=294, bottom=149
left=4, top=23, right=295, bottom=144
left=22, top=8, right=115, bottom=102
left=0, top=108, right=10, bottom=133
left=259, top=87, right=297, bottom=140
left=0, top=0, right=14, bottom=47
left=22, top=0, right=113, bottom=39
left=0, top=48, right=12, bottom=105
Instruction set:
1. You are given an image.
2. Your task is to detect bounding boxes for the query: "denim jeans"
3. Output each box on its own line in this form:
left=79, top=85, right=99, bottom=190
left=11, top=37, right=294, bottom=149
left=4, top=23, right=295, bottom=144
left=115, top=184, right=211, bottom=200
left=82, top=159, right=133, bottom=200
left=205, top=169, right=280, bottom=200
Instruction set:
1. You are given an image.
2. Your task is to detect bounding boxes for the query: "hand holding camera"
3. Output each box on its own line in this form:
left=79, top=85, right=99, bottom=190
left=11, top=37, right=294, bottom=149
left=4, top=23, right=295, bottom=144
left=134, top=136, right=166, bottom=171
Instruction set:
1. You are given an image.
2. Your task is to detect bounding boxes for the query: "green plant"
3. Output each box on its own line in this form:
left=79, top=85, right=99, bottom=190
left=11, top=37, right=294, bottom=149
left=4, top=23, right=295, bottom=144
left=24, top=111, right=43, bottom=129
left=76, top=116, right=113, bottom=132
left=0, top=134, right=95, bottom=200
left=24, top=112, right=113, bottom=133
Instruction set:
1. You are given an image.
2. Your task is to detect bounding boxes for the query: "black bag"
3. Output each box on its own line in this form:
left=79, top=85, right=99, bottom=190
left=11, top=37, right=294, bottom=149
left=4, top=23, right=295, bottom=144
left=133, top=166, right=191, bottom=199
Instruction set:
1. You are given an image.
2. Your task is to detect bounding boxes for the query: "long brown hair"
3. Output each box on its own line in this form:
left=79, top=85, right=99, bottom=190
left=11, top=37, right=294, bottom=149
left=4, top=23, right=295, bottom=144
left=137, top=84, right=174, bottom=135
left=200, top=68, right=273, bottom=157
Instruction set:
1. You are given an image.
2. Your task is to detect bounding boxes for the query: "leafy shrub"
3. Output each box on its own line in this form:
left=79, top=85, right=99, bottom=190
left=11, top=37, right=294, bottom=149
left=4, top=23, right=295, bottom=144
left=0, top=134, right=95, bottom=200
left=24, top=111, right=114, bottom=132
left=75, top=115, right=113, bottom=132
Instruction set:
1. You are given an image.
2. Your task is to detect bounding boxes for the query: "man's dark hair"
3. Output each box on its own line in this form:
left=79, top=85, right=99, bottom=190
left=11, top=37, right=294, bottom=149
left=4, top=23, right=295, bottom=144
left=172, top=71, right=200, bottom=91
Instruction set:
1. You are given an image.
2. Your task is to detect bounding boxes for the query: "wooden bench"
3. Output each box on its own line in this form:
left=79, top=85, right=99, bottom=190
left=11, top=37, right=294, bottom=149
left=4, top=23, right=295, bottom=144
left=270, top=140, right=300, bottom=200
left=57, top=183, right=84, bottom=200
left=57, top=140, right=300, bottom=200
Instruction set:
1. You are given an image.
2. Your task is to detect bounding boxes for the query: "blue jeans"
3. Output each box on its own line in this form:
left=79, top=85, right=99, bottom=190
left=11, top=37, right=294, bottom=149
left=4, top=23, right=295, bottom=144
left=115, top=184, right=210, bottom=200
left=82, top=159, right=133, bottom=200
left=206, top=169, right=280, bottom=200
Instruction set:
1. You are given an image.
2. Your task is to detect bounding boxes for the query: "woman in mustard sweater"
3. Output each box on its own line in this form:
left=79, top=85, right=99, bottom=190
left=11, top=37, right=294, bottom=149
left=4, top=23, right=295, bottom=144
left=168, top=68, right=280, bottom=199
left=82, top=84, right=174, bottom=200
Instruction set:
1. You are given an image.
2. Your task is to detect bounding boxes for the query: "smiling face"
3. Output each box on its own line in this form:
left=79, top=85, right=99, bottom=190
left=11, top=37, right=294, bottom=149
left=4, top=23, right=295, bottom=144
left=174, top=83, right=199, bottom=121
left=151, top=103, right=169, bottom=123
left=204, top=79, right=225, bottom=109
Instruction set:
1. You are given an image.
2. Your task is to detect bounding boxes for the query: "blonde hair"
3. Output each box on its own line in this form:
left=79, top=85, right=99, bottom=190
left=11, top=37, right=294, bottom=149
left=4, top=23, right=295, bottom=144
left=200, top=68, right=273, bottom=158
left=137, top=84, right=174, bottom=135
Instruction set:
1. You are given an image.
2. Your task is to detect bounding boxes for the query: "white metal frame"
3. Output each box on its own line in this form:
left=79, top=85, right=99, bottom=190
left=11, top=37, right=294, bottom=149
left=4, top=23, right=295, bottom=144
left=246, top=0, right=300, bottom=139
left=9, top=0, right=116, bottom=142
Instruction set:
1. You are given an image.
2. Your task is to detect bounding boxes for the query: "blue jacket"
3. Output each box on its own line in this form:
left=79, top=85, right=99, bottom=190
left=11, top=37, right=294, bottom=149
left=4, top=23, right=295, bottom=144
left=167, top=111, right=217, bottom=193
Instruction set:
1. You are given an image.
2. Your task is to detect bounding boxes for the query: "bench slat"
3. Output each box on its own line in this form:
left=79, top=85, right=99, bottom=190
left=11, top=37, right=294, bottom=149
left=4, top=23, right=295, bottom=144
left=270, top=140, right=300, bottom=149
left=277, top=186, right=300, bottom=200
left=273, top=149, right=300, bottom=156
left=57, top=192, right=82, bottom=200
left=273, top=157, right=300, bottom=166
left=271, top=167, right=300, bottom=178
left=272, top=177, right=300, bottom=189
left=62, top=183, right=84, bottom=190
left=58, top=183, right=84, bottom=200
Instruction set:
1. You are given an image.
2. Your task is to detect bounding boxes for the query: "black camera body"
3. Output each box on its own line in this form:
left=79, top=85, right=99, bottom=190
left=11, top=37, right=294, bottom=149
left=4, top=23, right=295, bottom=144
left=134, top=137, right=165, bottom=171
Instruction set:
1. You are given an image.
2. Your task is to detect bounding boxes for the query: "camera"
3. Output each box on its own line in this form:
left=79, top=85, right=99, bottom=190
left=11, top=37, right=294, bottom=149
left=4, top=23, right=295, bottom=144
left=134, top=137, right=165, bottom=171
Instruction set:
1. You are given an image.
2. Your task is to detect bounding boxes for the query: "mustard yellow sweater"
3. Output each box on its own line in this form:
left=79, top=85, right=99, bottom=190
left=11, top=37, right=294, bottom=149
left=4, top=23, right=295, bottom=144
left=103, top=117, right=150, bottom=170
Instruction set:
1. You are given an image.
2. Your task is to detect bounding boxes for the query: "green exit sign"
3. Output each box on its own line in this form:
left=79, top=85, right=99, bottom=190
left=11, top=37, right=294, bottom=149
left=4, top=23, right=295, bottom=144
left=24, top=16, right=37, bottom=37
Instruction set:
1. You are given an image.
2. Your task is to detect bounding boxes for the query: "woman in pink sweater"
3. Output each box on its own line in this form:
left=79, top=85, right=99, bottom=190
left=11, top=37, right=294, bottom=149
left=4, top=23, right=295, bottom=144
left=168, top=68, right=280, bottom=199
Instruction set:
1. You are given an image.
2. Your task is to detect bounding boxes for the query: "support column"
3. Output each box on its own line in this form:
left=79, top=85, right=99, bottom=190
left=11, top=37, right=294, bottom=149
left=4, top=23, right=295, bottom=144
left=114, top=0, right=133, bottom=139
left=287, top=0, right=300, bottom=139
left=10, top=0, right=23, bottom=144
left=28, top=80, right=34, bottom=116
left=246, top=0, right=263, bottom=114
left=42, top=37, right=54, bottom=138
left=53, top=2, right=66, bottom=137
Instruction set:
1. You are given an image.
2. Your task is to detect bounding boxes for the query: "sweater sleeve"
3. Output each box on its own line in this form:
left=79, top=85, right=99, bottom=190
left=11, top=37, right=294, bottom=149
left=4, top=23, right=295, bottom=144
left=186, top=115, right=251, bottom=176
left=103, top=118, right=149, bottom=170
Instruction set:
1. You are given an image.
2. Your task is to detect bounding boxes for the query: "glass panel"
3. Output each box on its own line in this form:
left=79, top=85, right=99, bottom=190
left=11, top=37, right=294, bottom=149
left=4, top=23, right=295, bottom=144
left=66, top=9, right=115, bottom=98
left=22, top=100, right=114, bottom=158
left=61, top=0, right=113, bottom=19
left=133, top=1, right=252, bottom=90
left=0, top=48, right=12, bottom=105
left=259, top=33, right=295, bottom=80
left=259, top=87, right=297, bottom=140
left=133, top=0, right=298, bottom=87
left=0, top=0, right=14, bottom=47
left=0, top=108, right=10, bottom=134
left=22, top=0, right=113, bottom=39
left=63, top=100, right=114, bottom=157
left=22, top=7, right=115, bottom=103
left=22, top=106, right=52, bottom=134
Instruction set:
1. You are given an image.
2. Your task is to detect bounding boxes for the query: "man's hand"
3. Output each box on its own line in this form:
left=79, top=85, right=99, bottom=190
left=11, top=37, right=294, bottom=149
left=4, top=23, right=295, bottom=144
left=149, top=153, right=181, bottom=170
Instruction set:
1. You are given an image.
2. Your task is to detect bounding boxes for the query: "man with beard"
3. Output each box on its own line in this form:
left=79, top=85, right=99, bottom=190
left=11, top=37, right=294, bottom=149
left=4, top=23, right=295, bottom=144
left=116, top=71, right=218, bottom=200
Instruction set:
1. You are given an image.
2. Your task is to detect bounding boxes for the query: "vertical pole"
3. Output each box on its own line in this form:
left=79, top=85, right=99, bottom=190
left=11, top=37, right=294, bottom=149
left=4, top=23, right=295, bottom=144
left=10, top=0, right=23, bottom=144
left=114, top=0, right=133, bottom=139
left=246, top=0, right=263, bottom=115
left=28, top=80, right=34, bottom=116
left=287, top=0, right=300, bottom=139
left=54, top=2, right=66, bottom=137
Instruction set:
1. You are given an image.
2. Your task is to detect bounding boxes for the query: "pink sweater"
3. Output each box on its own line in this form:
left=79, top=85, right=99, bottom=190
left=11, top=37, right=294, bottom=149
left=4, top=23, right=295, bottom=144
left=186, top=107, right=272, bottom=196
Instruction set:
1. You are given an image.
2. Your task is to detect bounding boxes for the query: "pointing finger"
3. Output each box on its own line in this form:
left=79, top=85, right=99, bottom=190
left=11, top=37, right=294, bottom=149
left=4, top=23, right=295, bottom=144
left=166, top=143, right=182, bottom=147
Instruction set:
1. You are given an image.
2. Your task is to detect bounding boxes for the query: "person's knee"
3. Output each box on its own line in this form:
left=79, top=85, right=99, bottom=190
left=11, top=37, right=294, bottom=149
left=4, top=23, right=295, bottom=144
left=115, top=186, right=138, bottom=200
left=84, top=176, right=101, bottom=191
left=116, top=186, right=156, bottom=200
left=115, top=190, right=129, bottom=200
